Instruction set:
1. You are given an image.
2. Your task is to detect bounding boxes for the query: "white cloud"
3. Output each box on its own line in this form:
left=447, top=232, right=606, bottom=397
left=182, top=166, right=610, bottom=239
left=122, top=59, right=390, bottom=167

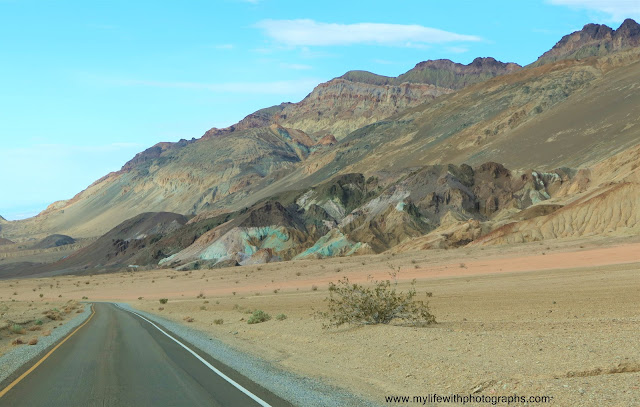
left=255, top=19, right=481, bottom=47
left=548, top=0, right=640, bottom=21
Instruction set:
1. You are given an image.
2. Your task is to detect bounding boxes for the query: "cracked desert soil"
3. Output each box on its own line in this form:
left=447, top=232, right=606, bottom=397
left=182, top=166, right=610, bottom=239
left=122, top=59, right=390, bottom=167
left=1, top=236, right=639, bottom=406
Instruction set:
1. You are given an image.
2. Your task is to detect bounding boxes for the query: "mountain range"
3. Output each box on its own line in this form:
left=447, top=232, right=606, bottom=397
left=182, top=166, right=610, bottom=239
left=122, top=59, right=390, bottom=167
left=2, top=19, right=640, bottom=277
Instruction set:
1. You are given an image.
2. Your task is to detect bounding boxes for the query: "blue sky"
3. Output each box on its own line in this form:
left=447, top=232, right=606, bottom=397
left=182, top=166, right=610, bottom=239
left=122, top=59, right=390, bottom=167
left=1, top=0, right=639, bottom=220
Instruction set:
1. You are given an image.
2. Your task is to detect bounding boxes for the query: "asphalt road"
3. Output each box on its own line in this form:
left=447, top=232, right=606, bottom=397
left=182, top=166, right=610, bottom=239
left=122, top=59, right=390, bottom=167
left=0, top=303, right=293, bottom=407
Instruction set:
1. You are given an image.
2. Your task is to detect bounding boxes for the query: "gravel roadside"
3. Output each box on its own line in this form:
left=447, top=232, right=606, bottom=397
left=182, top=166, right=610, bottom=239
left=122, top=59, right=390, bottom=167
left=118, top=302, right=382, bottom=407
left=0, top=303, right=93, bottom=387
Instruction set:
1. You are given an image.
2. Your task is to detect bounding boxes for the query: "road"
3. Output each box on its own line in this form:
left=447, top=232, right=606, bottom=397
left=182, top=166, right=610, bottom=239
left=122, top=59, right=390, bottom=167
left=0, top=303, right=293, bottom=407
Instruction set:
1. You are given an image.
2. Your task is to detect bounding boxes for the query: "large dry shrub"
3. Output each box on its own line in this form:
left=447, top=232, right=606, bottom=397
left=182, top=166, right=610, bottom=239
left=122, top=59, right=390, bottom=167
left=319, top=277, right=436, bottom=328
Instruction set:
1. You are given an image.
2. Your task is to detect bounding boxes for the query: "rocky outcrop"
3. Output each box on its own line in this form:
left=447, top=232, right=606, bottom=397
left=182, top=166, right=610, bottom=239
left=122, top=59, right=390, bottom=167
left=470, top=143, right=640, bottom=245
left=31, top=234, right=75, bottom=250
left=533, top=19, right=640, bottom=66
left=47, top=212, right=187, bottom=273
left=151, top=162, right=565, bottom=268
left=0, top=237, right=14, bottom=246
left=276, top=79, right=451, bottom=139
left=201, top=104, right=290, bottom=139
left=472, top=182, right=640, bottom=245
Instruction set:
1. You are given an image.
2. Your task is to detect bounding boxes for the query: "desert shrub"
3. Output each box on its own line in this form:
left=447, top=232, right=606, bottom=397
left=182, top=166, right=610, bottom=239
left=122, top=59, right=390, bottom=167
left=12, top=337, right=25, bottom=345
left=11, top=324, right=25, bottom=334
left=159, top=298, right=168, bottom=304
left=44, top=310, right=62, bottom=321
left=213, top=319, right=224, bottom=325
left=35, top=319, right=43, bottom=325
left=275, top=313, right=287, bottom=321
left=247, top=310, right=271, bottom=324
left=318, top=277, right=436, bottom=328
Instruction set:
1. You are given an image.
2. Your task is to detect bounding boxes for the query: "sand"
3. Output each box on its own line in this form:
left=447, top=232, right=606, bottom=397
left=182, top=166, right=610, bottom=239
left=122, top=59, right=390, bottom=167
left=1, top=237, right=639, bottom=406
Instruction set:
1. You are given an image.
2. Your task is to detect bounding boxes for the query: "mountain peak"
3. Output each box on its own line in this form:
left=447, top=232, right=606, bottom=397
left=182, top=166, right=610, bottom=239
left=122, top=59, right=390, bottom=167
left=534, top=18, right=640, bottom=66
left=617, top=18, right=640, bottom=38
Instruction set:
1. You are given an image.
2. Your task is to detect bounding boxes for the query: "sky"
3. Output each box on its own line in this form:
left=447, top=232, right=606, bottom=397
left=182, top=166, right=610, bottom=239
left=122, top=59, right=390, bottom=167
left=1, top=0, right=639, bottom=220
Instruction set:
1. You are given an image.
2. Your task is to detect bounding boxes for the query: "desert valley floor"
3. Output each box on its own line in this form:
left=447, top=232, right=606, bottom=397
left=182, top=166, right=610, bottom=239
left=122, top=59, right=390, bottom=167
left=1, top=236, right=638, bottom=406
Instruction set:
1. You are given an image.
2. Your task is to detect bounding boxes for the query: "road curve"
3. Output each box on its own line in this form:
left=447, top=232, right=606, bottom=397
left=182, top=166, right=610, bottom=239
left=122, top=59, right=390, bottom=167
left=0, top=303, right=294, bottom=407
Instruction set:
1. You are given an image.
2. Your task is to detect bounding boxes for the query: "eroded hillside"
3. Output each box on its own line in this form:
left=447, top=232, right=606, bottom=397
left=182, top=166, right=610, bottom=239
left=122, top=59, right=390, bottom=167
left=2, top=20, right=640, bottom=276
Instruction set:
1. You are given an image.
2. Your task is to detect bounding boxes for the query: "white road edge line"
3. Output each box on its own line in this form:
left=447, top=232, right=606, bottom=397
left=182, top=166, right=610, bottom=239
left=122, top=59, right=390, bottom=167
left=114, top=303, right=272, bottom=407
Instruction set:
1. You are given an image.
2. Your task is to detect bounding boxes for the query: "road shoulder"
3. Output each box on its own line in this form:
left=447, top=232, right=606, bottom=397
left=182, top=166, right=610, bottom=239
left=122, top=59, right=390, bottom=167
left=0, top=303, right=93, bottom=389
left=118, top=303, right=382, bottom=407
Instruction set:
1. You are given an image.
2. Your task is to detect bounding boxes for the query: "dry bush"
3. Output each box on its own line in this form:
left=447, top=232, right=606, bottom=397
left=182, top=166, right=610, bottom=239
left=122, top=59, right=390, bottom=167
left=247, top=310, right=271, bottom=324
left=44, top=310, right=63, bottom=321
left=318, top=277, right=436, bottom=328
left=183, top=316, right=194, bottom=323
left=42, top=330, right=51, bottom=336
left=12, top=337, right=25, bottom=345
left=213, top=319, right=224, bottom=325
left=28, top=338, right=38, bottom=345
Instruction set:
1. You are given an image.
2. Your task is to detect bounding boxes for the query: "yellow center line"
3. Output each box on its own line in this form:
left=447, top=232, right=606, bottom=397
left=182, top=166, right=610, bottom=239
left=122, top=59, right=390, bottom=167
left=0, top=303, right=96, bottom=399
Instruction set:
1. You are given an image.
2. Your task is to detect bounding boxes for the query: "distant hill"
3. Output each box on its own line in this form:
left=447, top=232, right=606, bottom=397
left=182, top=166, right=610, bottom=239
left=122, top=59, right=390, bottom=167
left=31, top=234, right=75, bottom=250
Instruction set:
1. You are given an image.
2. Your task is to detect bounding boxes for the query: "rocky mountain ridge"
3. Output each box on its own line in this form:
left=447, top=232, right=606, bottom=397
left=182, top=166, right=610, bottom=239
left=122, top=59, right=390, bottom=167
left=533, top=18, right=640, bottom=66
left=2, top=20, right=640, bottom=276
left=341, top=57, right=522, bottom=89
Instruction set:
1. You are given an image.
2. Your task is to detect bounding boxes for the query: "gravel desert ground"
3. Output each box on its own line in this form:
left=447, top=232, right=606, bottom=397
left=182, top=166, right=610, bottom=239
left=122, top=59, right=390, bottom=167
left=1, top=237, right=639, bottom=406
